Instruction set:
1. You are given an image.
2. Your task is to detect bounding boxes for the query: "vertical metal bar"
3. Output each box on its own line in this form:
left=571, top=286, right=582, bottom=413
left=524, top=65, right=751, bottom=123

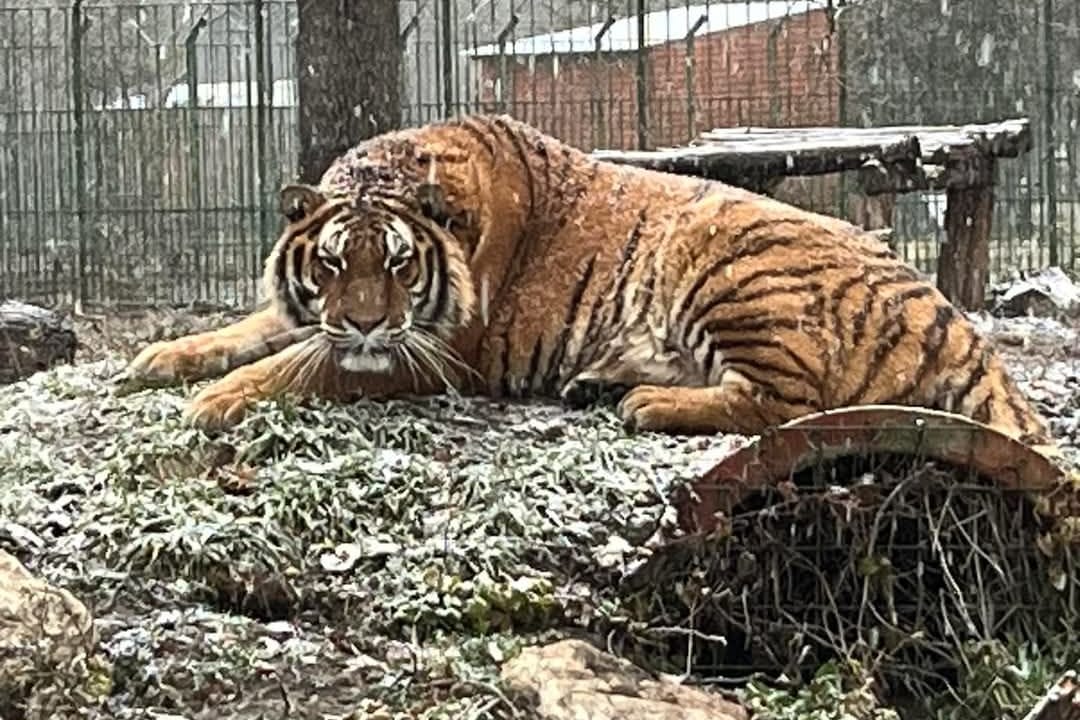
left=1043, top=0, right=1058, bottom=267
left=635, top=0, right=648, bottom=150
left=186, top=16, right=206, bottom=299
left=254, top=0, right=269, bottom=263
left=591, top=16, right=615, bottom=149
left=496, top=16, right=518, bottom=114
left=684, top=14, right=706, bottom=141
left=833, top=0, right=848, bottom=221
left=440, top=0, right=453, bottom=118
left=244, top=45, right=257, bottom=303
left=767, top=24, right=781, bottom=125
left=70, top=0, right=86, bottom=312
left=400, top=13, right=419, bottom=122
left=5, top=8, right=25, bottom=300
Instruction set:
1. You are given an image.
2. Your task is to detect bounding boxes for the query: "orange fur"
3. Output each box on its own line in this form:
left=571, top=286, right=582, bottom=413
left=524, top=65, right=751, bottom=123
left=124, top=114, right=1052, bottom=446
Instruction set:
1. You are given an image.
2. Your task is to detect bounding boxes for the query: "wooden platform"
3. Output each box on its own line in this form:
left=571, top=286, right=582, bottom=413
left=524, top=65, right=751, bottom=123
left=592, top=119, right=1033, bottom=311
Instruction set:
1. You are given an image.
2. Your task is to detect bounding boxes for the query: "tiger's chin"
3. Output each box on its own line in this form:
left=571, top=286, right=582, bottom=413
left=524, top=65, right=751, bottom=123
left=336, top=348, right=396, bottom=374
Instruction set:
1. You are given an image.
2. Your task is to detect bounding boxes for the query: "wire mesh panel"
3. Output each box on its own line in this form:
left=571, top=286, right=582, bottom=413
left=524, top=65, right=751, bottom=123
left=0, top=0, right=298, bottom=310
left=0, top=0, right=1077, bottom=311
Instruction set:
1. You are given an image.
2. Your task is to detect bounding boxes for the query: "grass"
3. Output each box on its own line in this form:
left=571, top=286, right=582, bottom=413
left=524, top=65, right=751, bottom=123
left=1, top=311, right=1078, bottom=719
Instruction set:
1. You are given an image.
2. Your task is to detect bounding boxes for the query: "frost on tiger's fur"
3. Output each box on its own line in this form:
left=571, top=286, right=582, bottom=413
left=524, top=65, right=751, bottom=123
left=124, top=114, right=1054, bottom=451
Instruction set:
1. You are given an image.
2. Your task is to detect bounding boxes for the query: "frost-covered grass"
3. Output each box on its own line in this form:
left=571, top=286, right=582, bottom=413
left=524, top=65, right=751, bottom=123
left=0, top=351, right=747, bottom=718
left=1, top=311, right=1079, bottom=719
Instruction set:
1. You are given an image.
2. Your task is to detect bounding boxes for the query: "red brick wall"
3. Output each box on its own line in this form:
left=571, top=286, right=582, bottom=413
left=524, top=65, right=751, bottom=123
left=472, top=8, right=841, bottom=151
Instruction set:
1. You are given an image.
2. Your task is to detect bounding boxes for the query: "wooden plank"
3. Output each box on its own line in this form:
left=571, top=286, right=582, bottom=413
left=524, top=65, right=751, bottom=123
left=593, top=119, right=1030, bottom=195
left=592, top=134, right=920, bottom=192
left=694, top=118, right=1031, bottom=160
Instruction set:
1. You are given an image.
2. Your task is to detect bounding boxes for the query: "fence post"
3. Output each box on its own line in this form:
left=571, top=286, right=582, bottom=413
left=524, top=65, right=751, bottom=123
left=440, top=0, right=454, bottom=118
left=70, top=0, right=86, bottom=312
left=635, top=0, right=648, bottom=150
left=253, top=0, right=269, bottom=260
left=766, top=22, right=783, bottom=125
left=400, top=13, right=419, bottom=117
left=1042, top=0, right=1058, bottom=267
left=185, top=18, right=205, bottom=205
left=684, top=14, right=707, bottom=141
left=591, top=16, right=616, bottom=149
left=496, top=15, right=518, bottom=114
left=184, top=16, right=206, bottom=298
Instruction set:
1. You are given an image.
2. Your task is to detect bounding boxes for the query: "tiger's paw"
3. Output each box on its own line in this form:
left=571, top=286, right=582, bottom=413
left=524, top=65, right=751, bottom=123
left=617, top=384, right=688, bottom=433
left=560, top=375, right=634, bottom=409
left=183, top=378, right=261, bottom=431
left=122, top=338, right=231, bottom=389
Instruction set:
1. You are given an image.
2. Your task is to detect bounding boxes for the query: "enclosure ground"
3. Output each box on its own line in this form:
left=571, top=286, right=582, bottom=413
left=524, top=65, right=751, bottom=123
left=0, top=309, right=1078, bottom=719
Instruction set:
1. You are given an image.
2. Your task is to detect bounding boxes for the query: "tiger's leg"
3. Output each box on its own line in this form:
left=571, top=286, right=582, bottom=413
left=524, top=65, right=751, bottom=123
left=184, top=337, right=437, bottom=430
left=124, top=304, right=297, bottom=387
left=617, top=372, right=816, bottom=436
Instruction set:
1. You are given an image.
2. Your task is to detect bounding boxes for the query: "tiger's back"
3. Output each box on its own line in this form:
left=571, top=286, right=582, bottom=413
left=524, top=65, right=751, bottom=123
left=404, top=118, right=1050, bottom=445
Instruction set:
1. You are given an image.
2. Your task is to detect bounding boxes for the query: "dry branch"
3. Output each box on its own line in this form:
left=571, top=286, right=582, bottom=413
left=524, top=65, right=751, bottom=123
left=1022, top=672, right=1080, bottom=720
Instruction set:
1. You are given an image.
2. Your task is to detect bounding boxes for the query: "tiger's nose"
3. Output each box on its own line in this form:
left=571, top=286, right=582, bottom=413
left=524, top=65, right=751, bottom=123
left=343, top=313, right=387, bottom=335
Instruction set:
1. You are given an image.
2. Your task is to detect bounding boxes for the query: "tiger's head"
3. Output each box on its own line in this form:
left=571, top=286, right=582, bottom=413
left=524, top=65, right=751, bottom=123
left=265, top=182, right=477, bottom=376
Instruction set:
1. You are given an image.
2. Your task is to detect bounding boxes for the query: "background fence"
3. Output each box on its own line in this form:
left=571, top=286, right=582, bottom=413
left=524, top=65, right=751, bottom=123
left=1, top=0, right=1078, bottom=311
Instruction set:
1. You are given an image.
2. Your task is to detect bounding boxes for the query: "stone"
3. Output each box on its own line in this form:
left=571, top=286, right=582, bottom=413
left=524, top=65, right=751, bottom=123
left=0, top=550, right=98, bottom=705
left=500, top=639, right=748, bottom=720
left=993, top=267, right=1080, bottom=318
left=0, top=300, right=78, bottom=385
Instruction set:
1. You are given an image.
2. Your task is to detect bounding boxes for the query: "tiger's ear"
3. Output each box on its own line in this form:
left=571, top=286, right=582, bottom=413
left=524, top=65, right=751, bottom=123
left=416, top=181, right=449, bottom=225
left=279, top=184, right=326, bottom=223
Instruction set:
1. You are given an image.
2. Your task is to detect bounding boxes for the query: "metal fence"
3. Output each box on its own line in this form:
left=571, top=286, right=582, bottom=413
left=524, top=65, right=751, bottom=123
left=1, top=0, right=1078, bottom=310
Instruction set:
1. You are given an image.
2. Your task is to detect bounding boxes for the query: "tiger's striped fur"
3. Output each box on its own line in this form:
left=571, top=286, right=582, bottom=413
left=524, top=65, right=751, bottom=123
left=124, top=114, right=1052, bottom=446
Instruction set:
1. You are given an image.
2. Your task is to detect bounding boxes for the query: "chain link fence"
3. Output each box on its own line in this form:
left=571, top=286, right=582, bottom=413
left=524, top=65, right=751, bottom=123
left=1, top=0, right=1078, bottom=310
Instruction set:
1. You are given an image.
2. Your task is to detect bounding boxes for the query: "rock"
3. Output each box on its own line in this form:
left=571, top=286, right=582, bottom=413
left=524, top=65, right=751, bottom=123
left=992, top=267, right=1080, bottom=318
left=500, top=639, right=748, bottom=720
left=0, top=300, right=78, bottom=385
left=0, top=550, right=98, bottom=707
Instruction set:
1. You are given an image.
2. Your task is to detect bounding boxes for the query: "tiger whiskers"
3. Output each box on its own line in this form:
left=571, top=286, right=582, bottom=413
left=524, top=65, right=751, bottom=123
left=403, top=334, right=459, bottom=396
left=403, top=327, right=480, bottom=396
left=277, top=332, right=335, bottom=393
left=392, top=343, right=425, bottom=393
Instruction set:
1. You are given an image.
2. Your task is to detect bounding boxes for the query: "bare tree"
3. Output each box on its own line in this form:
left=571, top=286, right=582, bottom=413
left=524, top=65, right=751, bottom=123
left=296, top=0, right=401, bottom=184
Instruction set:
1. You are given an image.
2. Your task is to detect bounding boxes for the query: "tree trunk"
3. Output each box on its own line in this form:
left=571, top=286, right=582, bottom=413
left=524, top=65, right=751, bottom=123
left=0, top=301, right=78, bottom=385
left=296, top=0, right=401, bottom=185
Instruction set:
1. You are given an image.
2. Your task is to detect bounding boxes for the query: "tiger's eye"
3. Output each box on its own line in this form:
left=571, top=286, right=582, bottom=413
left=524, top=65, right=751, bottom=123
left=392, top=255, right=418, bottom=284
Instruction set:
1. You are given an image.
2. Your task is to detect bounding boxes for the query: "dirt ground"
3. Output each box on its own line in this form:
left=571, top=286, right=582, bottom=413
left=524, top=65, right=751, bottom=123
left=1, top=306, right=1078, bottom=719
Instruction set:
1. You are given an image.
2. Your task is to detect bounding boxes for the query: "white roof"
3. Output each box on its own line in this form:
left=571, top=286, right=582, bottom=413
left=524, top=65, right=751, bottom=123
left=465, top=1, right=828, bottom=57
left=97, top=79, right=297, bottom=110
left=163, top=79, right=297, bottom=108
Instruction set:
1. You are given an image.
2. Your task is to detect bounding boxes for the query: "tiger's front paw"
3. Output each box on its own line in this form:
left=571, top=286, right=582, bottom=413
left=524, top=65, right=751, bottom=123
left=123, top=338, right=231, bottom=389
left=617, top=384, right=685, bottom=433
left=560, top=374, right=634, bottom=409
left=183, top=378, right=262, bottom=431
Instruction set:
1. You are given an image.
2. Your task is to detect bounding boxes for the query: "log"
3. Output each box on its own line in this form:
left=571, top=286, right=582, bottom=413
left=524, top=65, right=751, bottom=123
left=936, top=158, right=996, bottom=311
left=0, top=300, right=78, bottom=384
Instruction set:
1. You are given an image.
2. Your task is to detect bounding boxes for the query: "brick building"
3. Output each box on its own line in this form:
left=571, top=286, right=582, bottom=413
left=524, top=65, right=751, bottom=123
left=465, top=1, right=842, bottom=151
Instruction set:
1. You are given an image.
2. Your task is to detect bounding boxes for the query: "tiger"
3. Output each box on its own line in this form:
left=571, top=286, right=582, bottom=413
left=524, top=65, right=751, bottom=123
left=122, top=113, right=1055, bottom=453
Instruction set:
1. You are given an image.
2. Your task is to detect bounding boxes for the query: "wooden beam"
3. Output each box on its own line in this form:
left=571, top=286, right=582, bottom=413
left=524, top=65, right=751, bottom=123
left=936, top=157, right=997, bottom=311
left=593, top=134, right=920, bottom=192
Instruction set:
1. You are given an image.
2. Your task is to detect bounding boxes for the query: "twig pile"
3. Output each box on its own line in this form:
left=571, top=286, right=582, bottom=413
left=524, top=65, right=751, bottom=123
left=617, top=449, right=1080, bottom=714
